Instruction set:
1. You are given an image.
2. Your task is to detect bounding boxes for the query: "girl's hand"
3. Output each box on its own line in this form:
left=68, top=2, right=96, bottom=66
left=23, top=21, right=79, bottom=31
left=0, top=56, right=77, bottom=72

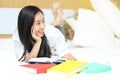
left=31, top=27, right=42, bottom=43
left=62, top=53, right=77, bottom=60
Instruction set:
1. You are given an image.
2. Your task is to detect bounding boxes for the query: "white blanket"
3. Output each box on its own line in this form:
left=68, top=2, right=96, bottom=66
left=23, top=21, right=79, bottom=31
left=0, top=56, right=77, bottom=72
left=0, top=39, right=120, bottom=80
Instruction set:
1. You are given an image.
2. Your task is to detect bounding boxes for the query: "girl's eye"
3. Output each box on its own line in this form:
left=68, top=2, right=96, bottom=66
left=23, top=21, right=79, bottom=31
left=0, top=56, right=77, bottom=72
left=37, top=23, right=40, bottom=25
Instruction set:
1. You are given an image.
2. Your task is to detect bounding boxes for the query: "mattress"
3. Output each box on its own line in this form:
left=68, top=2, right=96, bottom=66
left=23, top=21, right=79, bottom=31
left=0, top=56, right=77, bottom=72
left=0, top=39, right=120, bottom=80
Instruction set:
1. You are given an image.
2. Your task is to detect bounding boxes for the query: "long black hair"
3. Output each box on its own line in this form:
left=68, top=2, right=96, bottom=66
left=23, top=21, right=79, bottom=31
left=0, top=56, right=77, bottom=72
left=18, top=5, right=52, bottom=61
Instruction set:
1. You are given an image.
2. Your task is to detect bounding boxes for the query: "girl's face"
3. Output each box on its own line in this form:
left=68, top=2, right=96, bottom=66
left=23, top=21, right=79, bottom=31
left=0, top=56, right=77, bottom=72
left=32, top=11, right=45, bottom=37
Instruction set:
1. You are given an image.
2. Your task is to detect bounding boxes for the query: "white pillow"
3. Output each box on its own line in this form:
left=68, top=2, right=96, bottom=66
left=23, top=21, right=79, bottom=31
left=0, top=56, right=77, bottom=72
left=90, top=0, right=120, bottom=38
left=72, top=9, right=116, bottom=48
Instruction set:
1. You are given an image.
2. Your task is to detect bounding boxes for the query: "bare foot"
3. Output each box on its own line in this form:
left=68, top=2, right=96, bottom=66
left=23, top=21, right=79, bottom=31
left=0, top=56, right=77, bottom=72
left=51, top=2, right=64, bottom=26
left=52, top=1, right=61, bottom=19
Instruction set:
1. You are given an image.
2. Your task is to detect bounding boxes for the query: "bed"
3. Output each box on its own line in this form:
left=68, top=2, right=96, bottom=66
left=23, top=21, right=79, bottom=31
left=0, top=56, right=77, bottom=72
left=0, top=39, right=120, bottom=80
left=0, top=38, right=120, bottom=80
left=0, top=0, right=120, bottom=80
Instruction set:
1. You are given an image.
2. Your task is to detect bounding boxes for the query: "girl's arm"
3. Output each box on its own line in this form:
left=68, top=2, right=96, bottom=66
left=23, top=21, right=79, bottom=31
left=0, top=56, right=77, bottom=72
left=24, top=41, right=41, bottom=62
left=45, top=24, right=76, bottom=60
left=24, top=27, right=42, bottom=62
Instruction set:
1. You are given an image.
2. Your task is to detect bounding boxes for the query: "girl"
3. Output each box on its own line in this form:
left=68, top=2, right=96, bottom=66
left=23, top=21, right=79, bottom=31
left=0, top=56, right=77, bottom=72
left=12, top=5, right=76, bottom=62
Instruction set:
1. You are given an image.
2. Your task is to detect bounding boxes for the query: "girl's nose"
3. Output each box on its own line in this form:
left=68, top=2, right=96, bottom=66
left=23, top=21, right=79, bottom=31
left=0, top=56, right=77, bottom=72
left=40, top=22, right=45, bottom=29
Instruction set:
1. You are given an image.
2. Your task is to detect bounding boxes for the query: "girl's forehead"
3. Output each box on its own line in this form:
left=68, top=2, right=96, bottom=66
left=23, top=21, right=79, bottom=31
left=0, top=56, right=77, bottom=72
left=34, top=12, right=44, bottom=21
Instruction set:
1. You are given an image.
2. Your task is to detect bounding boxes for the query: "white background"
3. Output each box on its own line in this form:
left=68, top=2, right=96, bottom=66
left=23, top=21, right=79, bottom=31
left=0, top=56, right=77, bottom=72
left=0, top=8, right=75, bottom=34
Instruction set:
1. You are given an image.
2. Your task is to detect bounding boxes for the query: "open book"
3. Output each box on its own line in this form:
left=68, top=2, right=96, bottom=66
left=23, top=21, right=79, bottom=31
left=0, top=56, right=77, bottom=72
left=19, top=57, right=66, bottom=74
left=28, top=57, right=66, bottom=64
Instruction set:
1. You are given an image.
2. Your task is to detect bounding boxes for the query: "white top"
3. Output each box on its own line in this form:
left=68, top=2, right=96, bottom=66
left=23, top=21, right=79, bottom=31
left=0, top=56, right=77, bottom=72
left=11, top=24, right=69, bottom=60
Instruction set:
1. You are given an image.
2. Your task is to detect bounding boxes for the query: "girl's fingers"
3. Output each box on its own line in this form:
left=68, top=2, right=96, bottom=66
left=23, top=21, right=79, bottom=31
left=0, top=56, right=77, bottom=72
left=62, top=53, right=77, bottom=60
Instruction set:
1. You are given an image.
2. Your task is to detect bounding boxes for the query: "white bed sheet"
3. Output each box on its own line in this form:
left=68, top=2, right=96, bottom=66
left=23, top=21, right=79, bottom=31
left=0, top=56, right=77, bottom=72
left=67, top=39, right=120, bottom=64
left=0, top=39, right=120, bottom=80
